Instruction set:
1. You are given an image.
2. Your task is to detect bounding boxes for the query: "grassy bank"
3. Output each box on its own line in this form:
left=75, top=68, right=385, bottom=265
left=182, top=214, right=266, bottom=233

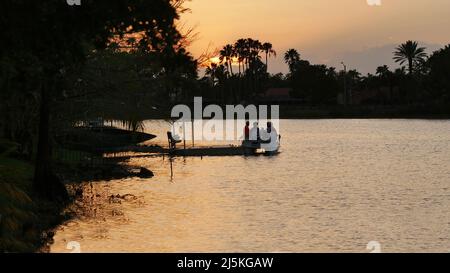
left=0, top=139, right=66, bottom=252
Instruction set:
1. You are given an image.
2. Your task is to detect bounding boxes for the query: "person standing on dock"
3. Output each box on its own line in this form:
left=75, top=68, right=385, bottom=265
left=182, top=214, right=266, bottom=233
left=244, top=121, right=250, bottom=140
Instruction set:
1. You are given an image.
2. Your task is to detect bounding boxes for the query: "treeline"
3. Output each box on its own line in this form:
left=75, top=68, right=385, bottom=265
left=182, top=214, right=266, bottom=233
left=200, top=40, right=450, bottom=108
left=284, top=41, right=450, bottom=106
left=196, top=38, right=277, bottom=104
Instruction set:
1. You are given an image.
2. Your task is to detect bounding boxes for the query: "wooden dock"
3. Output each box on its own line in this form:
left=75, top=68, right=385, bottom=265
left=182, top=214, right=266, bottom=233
left=102, top=144, right=270, bottom=158
left=170, top=145, right=246, bottom=157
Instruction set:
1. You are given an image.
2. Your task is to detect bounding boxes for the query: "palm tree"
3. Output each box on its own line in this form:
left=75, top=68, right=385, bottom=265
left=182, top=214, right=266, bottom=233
left=393, top=41, right=427, bottom=75
left=376, top=65, right=390, bottom=77
left=234, top=39, right=247, bottom=75
left=376, top=65, right=395, bottom=101
left=245, top=38, right=254, bottom=71
left=205, top=63, right=218, bottom=85
left=251, top=39, right=262, bottom=63
left=261, top=42, right=276, bottom=72
left=242, top=38, right=262, bottom=72
left=284, top=49, right=300, bottom=72
left=219, top=44, right=235, bottom=76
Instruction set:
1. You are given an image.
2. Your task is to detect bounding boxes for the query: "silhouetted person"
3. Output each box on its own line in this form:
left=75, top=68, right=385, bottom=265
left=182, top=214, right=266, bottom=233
left=244, top=121, right=250, bottom=140
left=268, top=122, right=278, bottom=139
left=261, top=122, right=278, bottom=143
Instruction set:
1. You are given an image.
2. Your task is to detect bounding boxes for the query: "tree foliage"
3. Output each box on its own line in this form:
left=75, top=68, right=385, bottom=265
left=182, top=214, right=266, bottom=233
left=0, top=0, right=193, bottom=198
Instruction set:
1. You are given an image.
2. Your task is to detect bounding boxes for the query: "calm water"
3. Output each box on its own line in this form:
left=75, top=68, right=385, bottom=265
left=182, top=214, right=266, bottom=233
left=51, top=120, right=450, bottom=253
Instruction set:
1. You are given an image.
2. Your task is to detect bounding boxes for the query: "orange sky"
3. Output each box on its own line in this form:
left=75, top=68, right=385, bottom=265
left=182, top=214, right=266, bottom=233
left=181, top=0, right=450, bottom=74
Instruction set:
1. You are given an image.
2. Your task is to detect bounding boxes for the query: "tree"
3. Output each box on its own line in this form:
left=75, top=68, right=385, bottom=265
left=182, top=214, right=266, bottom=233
left=376, top=65, right=391, bottom=79
left=206, top=38, right=277, bottom=102
left=219, top=44, right=235, bottom=76
left=394, top=41, right=427, bottom=75
left=261, top=42, right=277, bottom=72
left=284, top=49, right=301, bottom=72
left=1, top=0, right=187, bottom=199
left=426, top=45, right=450, bottom=102
left=234, top=39, right=248, bottom=74
left=375, top=65, right=395, bottom=101
left=288, top=57, right=339, bottom=104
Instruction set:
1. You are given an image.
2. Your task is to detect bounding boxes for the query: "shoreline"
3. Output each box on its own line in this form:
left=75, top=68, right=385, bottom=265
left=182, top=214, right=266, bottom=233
left=0, top=139, right=154, bottom=253
left=0, top=145, right=67, bottom=252
left=136, top=104, right=450, bottom=120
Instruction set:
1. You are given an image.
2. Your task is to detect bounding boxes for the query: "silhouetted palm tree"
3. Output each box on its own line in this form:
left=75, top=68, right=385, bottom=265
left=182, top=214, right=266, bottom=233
left=376, top=65, right=390, bottom=77
left=234, top=39, right=248, bottom=74
left=261, top=42, right=276, bottom=72
left=284, top=49, right=300, bottom=72
left=205, top=63, right=218, bottom=85
left=220, top=44, right=235, bottom=76
left=245, top=38, right=262, bottom=73
left=376, top=65, right=396, bottom=101
left=250, top=39, right=262, bottom=56
left=393, top=41, right=427, bottom=75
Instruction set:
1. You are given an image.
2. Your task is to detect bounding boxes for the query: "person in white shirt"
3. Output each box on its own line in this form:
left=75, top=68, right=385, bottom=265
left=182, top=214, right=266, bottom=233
left=249, top=122, right=260, bottom=141
left=261, top=121, right=279, bottom=152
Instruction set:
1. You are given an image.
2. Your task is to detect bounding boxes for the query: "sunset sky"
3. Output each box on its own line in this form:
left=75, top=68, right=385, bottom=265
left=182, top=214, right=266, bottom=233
left=181, top=0, right=450, bottom=74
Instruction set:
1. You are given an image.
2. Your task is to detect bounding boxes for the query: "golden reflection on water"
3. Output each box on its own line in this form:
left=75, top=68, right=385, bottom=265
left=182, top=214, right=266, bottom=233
left=51, top=120, right=450, bottom=253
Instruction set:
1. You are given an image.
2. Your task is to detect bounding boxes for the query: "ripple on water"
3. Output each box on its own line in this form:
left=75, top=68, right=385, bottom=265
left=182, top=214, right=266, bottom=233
left=51, top=120, right=450, bottom=253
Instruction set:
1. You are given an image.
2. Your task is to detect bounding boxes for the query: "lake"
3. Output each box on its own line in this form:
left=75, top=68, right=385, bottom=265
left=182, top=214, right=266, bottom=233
left=50, top=119, right=450, bottom=253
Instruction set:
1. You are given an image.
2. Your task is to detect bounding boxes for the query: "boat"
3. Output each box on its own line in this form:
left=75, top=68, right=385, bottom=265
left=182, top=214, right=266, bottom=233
left=242, top=134, right=281, bottom=156
left=167, top=135, right=280, bottom=157
left=262, top=136, right=281, bottom=156
left=56, top=126, right=156, bottom=153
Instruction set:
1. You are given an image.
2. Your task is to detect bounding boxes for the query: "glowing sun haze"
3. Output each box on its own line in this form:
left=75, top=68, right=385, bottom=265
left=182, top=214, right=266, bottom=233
left=181, top=0, right=450, bottom=74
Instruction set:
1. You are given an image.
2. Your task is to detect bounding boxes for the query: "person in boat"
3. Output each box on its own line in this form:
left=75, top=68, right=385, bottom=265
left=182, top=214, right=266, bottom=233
left=260, top=122, right=274, bottom=142
left=267, top=122, right=277, bottom=136
left=249, top=122, right=260, bottom=142
left=244, top=121, right=250, bottom=140
left=242, top=121, right=261, bottom=150
left=261, top=121, right=280, bottom=153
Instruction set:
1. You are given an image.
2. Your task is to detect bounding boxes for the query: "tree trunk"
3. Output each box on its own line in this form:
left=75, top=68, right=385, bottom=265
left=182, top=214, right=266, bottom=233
left=33, top=77, right=68, bottom=201
left=34, top=80, right=51, bottom=194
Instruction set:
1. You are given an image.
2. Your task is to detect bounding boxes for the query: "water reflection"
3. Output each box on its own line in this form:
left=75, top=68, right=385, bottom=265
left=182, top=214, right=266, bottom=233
left=51, top=120, right=450, bottom=253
